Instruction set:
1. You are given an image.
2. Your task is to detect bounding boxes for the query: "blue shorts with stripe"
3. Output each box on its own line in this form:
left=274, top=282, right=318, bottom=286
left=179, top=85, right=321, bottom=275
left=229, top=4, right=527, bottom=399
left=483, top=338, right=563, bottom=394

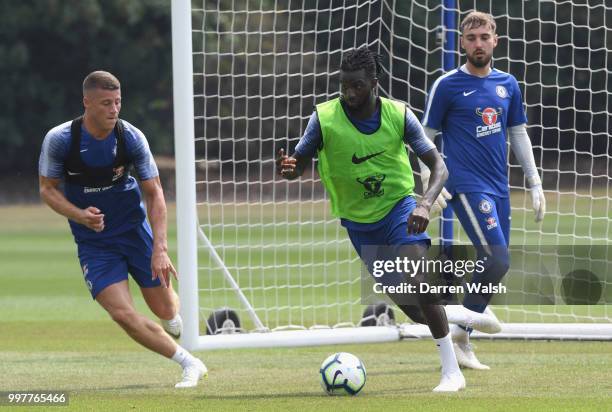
left=450, top=192, right=511, bottom=311
left=449, top=192, right=510, bottom=248
left=76, top=221, right=161, bottom=299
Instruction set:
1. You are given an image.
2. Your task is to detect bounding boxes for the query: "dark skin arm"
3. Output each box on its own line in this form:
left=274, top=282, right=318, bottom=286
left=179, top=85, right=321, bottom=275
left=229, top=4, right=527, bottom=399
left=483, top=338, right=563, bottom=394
left=407, top=148, right=448, bottom=235
left=276, top=146, right=447, bottom=235
left=276, top=148, right=310, bottom=180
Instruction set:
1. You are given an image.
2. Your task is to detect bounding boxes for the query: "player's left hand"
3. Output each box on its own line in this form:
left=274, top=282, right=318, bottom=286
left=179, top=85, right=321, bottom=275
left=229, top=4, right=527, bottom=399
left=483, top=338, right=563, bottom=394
left=529, top=184, right=546, bottom=223
left=151, top=250, right=178, bottom=288
left=407, top=204, right=430, bottom=234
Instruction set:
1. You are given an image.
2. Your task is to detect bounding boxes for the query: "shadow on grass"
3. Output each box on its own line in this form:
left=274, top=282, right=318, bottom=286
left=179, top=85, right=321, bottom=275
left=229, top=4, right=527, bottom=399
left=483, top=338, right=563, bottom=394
left=197, top=391, right=323, bottom=400
left=75, top=384, right=168, bottom=392
left=191, top=386, right=439, bottom=400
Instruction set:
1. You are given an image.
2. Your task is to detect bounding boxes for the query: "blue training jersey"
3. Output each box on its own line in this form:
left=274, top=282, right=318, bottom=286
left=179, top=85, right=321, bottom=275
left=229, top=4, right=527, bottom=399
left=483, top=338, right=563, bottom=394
left=422, top=67, right=527, bottom=197
left=39, top=120, right=159, bottom=241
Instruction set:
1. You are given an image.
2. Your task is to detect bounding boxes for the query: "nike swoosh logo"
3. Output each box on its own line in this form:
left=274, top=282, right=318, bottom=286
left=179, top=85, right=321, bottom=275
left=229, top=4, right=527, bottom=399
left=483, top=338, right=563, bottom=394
left=463, top=90, right=477, bottom=96
left=66, top=171, right=80, bottom=176
left=80, top=149, right=88, bottom=153
left=352, top=151, right=385, bottom=164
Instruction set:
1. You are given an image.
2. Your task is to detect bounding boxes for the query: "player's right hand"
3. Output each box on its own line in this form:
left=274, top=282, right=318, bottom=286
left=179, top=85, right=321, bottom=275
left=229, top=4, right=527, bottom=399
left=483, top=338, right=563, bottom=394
left=79, top=206, right=105, bottom=232
left=276, top=148, right=297, bottom=178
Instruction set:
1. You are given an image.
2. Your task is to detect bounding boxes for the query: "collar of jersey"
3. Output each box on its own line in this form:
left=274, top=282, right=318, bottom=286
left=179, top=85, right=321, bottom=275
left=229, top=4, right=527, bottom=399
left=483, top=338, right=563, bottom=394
left=460, top=63, right=493, bottom=78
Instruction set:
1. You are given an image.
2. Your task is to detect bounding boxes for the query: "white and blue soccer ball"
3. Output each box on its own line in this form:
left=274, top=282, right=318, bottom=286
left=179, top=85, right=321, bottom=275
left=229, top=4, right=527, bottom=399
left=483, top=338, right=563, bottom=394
left=319, top=352, right=366, bottom=395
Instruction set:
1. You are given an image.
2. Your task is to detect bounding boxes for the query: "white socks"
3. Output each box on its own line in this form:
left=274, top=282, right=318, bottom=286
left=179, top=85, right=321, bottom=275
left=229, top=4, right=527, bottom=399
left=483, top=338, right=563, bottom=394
left=435, top=333, right=461, bottom=375
left=171, top=345, right=197, bottom=369
left=450, top=324, right=469, bottom=344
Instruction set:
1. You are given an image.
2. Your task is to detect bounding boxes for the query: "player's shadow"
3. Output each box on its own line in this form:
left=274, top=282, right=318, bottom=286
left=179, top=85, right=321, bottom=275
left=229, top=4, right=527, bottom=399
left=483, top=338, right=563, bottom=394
left=367, top=366, right=436, bottom=376
left=79, top=384, right=164, bottom=391
left=197, top=392, right=322, bottom=400
left=193, top=367, right=439, bottom=400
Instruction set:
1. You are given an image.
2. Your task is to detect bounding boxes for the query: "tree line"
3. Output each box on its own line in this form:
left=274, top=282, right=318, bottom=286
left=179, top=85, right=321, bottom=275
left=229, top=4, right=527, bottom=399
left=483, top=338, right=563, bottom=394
left=2, top=0, right=607, bottom=197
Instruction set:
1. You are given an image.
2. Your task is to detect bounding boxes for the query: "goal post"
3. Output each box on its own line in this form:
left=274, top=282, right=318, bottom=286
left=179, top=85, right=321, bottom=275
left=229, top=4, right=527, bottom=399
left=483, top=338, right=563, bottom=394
left=173, top=0, right=611, bottom=351
left=171, top=0, right=199, bottom=350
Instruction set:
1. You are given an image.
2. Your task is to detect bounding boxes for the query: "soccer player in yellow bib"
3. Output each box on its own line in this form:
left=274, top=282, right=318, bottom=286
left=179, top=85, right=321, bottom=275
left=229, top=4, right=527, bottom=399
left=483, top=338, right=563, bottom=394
left=277, top=47, right=466, bottom=391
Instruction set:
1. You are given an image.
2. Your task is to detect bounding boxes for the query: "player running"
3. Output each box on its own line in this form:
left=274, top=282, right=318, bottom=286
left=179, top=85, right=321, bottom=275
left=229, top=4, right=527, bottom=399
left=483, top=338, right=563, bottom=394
left=276, top=46, right=501, bottom=392
left=39, top=71, right=206, bottom=388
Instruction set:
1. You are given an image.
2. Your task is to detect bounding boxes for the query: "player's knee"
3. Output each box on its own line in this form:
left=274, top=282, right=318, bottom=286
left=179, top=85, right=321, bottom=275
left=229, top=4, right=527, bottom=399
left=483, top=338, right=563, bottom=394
left=109, top=308, right=139, bottom=329
left=483, top=251, right=510, bottom=281
left=498, top=258, right=510, bottom=276
left=398, top=305, right=427, bottom=324
left=153, top=304, right=177, bottom=321
left=409, top=274, right=442, bottom=306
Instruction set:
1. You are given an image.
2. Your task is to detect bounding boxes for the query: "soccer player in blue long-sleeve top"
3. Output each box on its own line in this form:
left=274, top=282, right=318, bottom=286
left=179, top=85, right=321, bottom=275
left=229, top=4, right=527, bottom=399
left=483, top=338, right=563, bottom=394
left=421, top=12, right=546, bottom=369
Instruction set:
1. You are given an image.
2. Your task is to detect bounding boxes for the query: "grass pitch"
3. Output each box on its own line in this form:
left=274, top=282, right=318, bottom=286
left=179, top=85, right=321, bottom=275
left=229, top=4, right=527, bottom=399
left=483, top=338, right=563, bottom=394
left=0, top=204, right=610, bottom=411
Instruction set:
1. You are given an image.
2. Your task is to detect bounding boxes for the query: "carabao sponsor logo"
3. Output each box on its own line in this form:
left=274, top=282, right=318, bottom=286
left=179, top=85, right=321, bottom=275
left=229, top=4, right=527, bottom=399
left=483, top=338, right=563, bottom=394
left=476, top=107, right=503, bottom=138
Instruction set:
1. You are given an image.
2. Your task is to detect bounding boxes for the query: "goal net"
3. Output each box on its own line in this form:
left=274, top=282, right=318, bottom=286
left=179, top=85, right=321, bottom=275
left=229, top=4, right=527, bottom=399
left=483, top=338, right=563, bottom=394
left=172, top=0, right=611, bottom=350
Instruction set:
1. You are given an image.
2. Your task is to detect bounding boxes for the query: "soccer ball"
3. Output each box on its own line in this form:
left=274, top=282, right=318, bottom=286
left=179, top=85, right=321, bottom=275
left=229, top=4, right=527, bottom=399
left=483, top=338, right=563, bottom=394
left=319, top=352, right=366, bottom=395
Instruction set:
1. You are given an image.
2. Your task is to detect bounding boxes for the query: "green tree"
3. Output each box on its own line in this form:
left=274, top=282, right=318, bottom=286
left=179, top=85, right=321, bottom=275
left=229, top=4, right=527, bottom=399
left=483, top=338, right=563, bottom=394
left=0, top=0, right=172, bottom=179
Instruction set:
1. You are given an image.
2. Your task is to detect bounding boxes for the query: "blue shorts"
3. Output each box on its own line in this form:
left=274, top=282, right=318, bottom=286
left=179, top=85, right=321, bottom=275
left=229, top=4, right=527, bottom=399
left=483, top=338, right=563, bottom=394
left=449, top=192, right=510, bottom=248
left=345, top=196, right=431, bottom=303
left=346, top=196, right=431, bottom=260
left=450, top=192, right=511, bottom=311
left=76, top=222, right=161, bottom=299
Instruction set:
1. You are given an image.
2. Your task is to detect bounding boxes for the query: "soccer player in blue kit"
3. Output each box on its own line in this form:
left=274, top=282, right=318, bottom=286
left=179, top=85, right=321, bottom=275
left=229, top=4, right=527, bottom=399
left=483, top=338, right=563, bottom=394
left=39, top=71, right=207, bottom=388
left=421, top=12, right=546, bottom=369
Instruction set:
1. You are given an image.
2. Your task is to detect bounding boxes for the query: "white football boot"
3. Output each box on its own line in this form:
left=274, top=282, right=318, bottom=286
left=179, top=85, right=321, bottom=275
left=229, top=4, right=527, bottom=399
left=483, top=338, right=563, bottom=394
left=175, top=358, right=208, bottom=388
left=444, top=305, right=501, bottom=334
left=451, top=324, right=490, bottom=370
left=161, top=314, right=183, bottom=339
left=433, top=371, right=466, bottom=392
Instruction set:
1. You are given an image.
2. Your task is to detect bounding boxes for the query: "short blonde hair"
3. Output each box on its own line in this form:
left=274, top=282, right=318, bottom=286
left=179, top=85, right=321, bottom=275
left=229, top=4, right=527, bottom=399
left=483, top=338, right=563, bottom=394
left=460, top=11, right=496, bottom=34
left=83, top=71, right=120, bottom=94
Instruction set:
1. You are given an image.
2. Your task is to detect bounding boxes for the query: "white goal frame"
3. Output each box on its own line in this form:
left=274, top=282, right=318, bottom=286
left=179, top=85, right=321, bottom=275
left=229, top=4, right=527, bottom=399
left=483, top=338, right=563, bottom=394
left=172, top=0, right=611, bottom=351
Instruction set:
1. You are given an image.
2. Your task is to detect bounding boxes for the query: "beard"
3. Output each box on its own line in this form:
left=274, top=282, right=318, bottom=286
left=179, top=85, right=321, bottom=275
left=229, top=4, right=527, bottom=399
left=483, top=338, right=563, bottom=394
left=467, top=51, right=492, bottom=68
